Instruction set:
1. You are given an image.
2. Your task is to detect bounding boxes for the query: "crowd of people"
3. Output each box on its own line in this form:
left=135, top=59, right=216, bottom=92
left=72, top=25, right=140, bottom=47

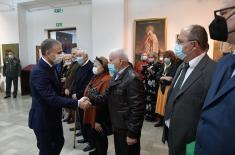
left=26, top=0, right=235, bottom=154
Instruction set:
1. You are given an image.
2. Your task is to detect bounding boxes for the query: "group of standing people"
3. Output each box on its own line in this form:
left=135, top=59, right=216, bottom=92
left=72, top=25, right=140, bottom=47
left=135, top=50, right=181, bottom=127
left=27, top=0, right=235, bottom=155
left=28, top=39, right=145, bottom=155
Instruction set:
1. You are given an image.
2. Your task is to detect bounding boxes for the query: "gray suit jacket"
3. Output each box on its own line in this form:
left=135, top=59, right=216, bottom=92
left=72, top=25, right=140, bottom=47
left=162, top=54, right=216, bottom=155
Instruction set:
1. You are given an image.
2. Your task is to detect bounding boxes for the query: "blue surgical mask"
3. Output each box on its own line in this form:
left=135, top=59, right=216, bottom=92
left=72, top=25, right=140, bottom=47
left=164, top=58, right=171, bottom=65
left=174, top=43, right=186, bottom=60
left=108, top=64, right=116, bottom=77
left=76, top=57, right=84, bottom=65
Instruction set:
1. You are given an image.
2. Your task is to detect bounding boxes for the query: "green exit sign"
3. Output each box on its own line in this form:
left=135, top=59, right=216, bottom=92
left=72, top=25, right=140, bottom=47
left=54, top=8, right=63, bottom=13
left=56, top=23, right=63, bottom=27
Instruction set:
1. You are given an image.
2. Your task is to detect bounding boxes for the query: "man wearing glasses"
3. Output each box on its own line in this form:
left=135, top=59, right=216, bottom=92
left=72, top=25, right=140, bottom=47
left=196, top=0, right=235, bottom=154
left=162, top=24, right=216, bottom=155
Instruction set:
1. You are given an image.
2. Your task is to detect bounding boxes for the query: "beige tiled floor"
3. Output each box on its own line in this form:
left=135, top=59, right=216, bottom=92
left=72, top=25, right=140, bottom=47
left=0, top=93, right=168, bottom=155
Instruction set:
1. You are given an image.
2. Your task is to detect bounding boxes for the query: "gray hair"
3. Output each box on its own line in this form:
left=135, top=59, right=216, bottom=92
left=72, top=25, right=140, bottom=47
left=109, top=48, right=129, bottom=62
left=41, top=39, right=61, bottom=56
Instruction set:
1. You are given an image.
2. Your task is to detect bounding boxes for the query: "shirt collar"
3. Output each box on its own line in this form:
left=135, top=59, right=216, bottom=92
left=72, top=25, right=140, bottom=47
left=42, top=57, right=53, bottom=68
left=82, top=59, right=89, bottom=67
left=188, top=52, right=206, bottom=69
left=118, top=66, right=129, bottom=75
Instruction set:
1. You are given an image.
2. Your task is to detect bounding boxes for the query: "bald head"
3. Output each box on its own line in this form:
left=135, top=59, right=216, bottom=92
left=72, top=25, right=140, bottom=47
left=181, top=25, right=209, bottom=50
left=109, top=48, right=129, bottom=62
left=109, top=48, right=129, bottom=71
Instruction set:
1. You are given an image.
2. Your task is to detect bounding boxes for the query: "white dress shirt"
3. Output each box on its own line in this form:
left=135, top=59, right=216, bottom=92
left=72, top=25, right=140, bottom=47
left=165, top=52, right=206, bottom=128
left=231, top=51, right=235, bottom=78
left=174, top=52, right=206, bottom=88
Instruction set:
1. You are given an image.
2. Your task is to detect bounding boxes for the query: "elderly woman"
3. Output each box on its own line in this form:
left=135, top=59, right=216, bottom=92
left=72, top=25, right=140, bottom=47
left=83, top=56, right=112, bottom=155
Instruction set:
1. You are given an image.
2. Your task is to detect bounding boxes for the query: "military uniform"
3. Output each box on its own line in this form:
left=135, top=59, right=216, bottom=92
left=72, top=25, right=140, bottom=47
left=3, top=57, right=21, bottom=97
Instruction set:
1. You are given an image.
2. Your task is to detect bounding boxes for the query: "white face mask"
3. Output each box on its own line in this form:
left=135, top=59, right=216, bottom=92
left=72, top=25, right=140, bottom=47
left=92, top=67, right=99, bottom=75
left=8, top=55, right=14, bottom=59
left=53, top=54, right=64, bottom=65
left=64, top=61, right=72, bottom=66
left=142, top=55, right=148, bottom=61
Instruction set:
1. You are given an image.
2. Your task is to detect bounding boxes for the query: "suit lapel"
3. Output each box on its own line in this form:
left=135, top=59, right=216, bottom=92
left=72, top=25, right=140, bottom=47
left=168, top=64, right=183, bottom=96
left=174, top=55, right=209, bottom=99
left=210, top=76, right=235, bottom=103
left=203, top=54, right=235, bottom=109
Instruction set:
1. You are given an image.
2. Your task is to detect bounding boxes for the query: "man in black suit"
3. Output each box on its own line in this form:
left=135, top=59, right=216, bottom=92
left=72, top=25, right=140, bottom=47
left=71, top=50, right=94, bottom=151
left=29, top=39, right=90, bottom=155
left=162, top=25, right=216, bottom=155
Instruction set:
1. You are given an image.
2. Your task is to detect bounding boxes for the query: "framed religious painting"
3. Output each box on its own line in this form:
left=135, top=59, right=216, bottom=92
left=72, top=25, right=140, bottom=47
left=134, top=18, right=167, bottom=65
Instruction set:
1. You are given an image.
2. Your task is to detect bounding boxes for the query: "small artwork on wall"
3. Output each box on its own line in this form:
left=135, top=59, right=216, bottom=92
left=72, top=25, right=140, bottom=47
left=213, top=41, right=235, bottom=61
left=134, top=18, right=167, bottom=64
left=2, top=43, right=19, bottom=61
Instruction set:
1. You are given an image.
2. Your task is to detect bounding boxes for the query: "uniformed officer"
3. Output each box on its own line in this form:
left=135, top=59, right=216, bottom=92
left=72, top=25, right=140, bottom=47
left=3, top=50, right=21, bottom=98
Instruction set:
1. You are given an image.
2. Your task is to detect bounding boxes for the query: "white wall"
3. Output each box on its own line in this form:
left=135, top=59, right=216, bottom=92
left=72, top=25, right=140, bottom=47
left=92, top=0, right=125, bottom=59
left=126, top=0, right=223, bottom=62
left=0, top=11, right=19, bottom=44
left=24, top=4, right=92, bottom=66
left=0, top=10, right=19, bottom=66
left=18, top=4, right=28, bottom=67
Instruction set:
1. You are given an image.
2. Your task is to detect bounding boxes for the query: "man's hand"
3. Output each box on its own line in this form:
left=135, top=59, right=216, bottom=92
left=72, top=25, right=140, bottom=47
left=65, top=89, right=70, bottom=96
left=72, top=94, right=77, bottom=100
left=79, top=97, right=91, bottom=110
left=126, top=136, right=137, bottom=145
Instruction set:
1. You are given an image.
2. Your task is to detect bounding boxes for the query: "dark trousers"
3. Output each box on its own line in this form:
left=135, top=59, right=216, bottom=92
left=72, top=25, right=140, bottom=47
left=6, top=76, right=18, bottom=96
left=33, top=127, right=64, bottom=155
left=78, top=108, right=89, bottom=141
left=114, top=131, right=140, bottom=155
left=89, top=129, right=108, bottom=155
left=167, top=127, right=186, bottom=155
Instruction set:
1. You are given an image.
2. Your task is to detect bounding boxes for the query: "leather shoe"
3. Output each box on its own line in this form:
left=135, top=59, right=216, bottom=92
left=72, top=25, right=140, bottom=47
left=76, top=132, right=82, bottom=137
left=77, top=139, right=87, bottom=143
left=13, top=95, right=17, bottom=98
left=83, top=144, right=94, bottom=152
left=154, top=119, right=163, bottom=127
left=4, top=96, right=10, bottom=99
left=69, top=126, right=80, bottom=131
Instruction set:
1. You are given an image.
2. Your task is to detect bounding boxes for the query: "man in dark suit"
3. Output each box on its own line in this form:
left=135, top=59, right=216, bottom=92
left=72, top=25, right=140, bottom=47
left=162, top=25, right=216, bottom=155
left=87, top=49, right=146, bottom=155
left=3, top=50, right=21, bottom=98
left=28, top=39, right=90, bottom=155
left=195, top=1, right=235, bottom=154
left=71, top=50, right=94, bottom=151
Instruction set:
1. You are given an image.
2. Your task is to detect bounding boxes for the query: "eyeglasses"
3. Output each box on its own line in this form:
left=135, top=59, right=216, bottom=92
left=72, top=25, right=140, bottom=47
left=176, top=39, right=196, bottom=45
left=214, top=6, right=235, bottom=19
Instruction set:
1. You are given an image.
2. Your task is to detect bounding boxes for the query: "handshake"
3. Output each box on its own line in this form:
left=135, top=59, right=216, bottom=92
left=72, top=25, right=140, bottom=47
left=79, top=97, right=92, bottom=110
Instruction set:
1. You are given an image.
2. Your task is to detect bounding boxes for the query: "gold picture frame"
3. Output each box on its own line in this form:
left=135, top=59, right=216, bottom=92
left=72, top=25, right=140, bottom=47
left=134, top=18, right=167, bottom=65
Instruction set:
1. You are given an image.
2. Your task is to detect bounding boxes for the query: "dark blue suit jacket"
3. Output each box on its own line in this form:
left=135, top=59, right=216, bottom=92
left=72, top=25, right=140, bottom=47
left=28, top=58, right=77, bottom=131
left=72, top=60, right=93, bottom=98
left=196, top=54, right=235, bottom=155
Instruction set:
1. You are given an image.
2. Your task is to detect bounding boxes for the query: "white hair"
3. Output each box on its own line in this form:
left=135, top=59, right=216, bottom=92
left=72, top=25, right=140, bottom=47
left=109, top=48, right=129, bottom=62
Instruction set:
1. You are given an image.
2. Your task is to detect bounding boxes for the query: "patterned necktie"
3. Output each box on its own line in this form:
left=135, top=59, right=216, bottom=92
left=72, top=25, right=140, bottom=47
left=173, top=63, right=190, bottom=93
left=165, top=63, right=189, bottom=119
